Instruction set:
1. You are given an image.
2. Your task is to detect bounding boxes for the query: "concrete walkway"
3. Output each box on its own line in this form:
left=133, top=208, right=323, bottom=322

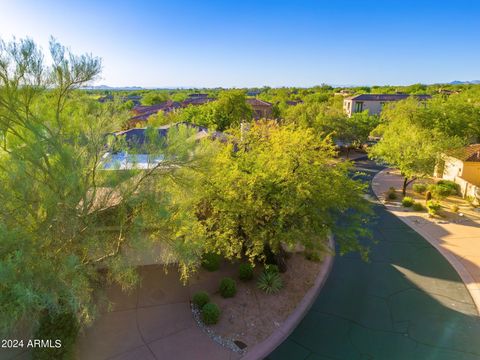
left=75, top=265, right=239, bottom=360
left=371, top=168, right=480, bottom=313
left=268, top=159, right=480, bottom=360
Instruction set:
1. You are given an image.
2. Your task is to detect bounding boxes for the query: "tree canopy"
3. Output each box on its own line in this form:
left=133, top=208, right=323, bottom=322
left=0, top=38, right=204, bottom=335
left=167, top=122, right=373, bottom=268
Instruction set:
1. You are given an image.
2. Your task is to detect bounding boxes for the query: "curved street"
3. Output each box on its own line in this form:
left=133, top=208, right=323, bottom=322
left=268, top=158, right=480, bottom=360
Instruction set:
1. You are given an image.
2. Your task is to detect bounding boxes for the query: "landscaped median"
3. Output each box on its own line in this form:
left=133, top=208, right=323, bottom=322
left=372, top=168, right=480, bottom=315
left=187, top=237, right=335, bottom=359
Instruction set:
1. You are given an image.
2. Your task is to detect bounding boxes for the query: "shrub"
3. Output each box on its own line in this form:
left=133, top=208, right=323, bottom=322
left=264, top=264, right=280, bottom=274
left=401, top=196, right=414, bottom=207
left=427, top=200, right=441, bottom=216
left=32, top=312, right=79, bottom=360
left=201, top=303, right=221, bottom=325
left=219, top=277, right=236, bottom=298
left=305, top=250, right=322, bottom=262
left=238, top=263, right=254, bottom=281
left=412, top=183, right=427, bottom=194
left=437, top=180, right=459, bottom=195
left=386, top=187, right=397, bottom=200
left=192, top=291, right=210, bottom=309
left=257, top=271, right=283, bottom=294
left=451, top=204, right=460, bottom=213
left=201, top=253, right=221, bottom=271
left=429, top=181, right=459, bottom=199
left=412, top=202, right=424, bottom=211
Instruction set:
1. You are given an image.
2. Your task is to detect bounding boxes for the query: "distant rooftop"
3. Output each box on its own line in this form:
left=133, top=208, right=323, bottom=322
left=246, top=98, right=272, bottom=107
left=347, top=94, right=431, bottom=101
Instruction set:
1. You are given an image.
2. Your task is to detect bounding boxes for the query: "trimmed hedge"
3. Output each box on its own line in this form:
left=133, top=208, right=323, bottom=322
left=402, top=196, right=414, bottom=207
left=238, top=263, right=254, bottom=281
left=192, top=291, right=210, bottom=309
left=219, top=277, right=236, bottom=298
left=201, top=303, right=221, bottom=325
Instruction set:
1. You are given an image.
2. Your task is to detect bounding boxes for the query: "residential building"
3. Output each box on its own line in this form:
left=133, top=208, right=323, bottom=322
left=103, top=122, right=223, bottom=170
left=182, top=93, right=215, bottom=106
left=246, top=98, right=273, bottom=119
left=440, top=144, right=480, bottom=200
left=128, top=101, right=182, bottom=127
left=343, top=94, right=431, bottom=117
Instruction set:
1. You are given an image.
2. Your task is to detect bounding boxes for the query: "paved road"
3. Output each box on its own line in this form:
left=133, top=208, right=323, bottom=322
left=267, top=158, right=480, bottom=360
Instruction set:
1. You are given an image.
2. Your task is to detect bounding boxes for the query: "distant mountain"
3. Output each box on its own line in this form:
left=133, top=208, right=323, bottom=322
left=448, top=80, right=480, bottom=85
left=81, top=85, right=145, bottom=91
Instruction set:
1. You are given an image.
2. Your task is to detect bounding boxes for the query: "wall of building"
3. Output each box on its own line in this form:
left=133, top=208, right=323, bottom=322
left=462, top=162, right=480, bottom=187
left=343, top=99, right=385, bottom=116
left=442, top=156, right=464, bottom=181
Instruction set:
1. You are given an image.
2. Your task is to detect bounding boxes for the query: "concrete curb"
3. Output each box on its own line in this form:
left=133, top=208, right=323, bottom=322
left=241, top=237, right=335, bottom=360
left=371, top=168, right=480, bottom=315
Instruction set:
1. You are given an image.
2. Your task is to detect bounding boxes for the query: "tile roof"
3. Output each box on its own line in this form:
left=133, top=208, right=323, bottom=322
left=246, top=98, right=272, bottom=107
left=113, top=122, right=211, bottom=148
left=447, top=144, right=480, bottom=162
left=346, top=94, right=431, bottom=101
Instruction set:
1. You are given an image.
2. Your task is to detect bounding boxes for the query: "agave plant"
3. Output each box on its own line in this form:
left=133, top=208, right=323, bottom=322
left=257, top=271, right=283, bottom=294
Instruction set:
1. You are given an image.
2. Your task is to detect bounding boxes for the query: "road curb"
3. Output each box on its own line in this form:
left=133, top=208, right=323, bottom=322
left=371, top=168, right=480, bottom=316
left=241, top=237, right=335, bottom=360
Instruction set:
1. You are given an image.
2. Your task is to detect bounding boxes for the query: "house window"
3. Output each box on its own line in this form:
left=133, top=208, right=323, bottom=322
left=354, top=102, right=363, bottom=112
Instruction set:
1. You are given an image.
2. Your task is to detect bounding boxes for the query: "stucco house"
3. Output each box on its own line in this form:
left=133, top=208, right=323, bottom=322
left=440, top=144, right=480, bottom=200
left=246, top=98, right=273, bottom=119
left=343, top=94, right=431, bottom=117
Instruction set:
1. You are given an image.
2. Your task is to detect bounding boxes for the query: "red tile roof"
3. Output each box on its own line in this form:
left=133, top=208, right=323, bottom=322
left=448, top=144, right=480, bottom=162
left=246, top=98, right=272, bottom=107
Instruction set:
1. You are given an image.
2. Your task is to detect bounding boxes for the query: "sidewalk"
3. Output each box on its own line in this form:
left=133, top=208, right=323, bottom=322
left=372, top=168, right=480, bottom=314
left=74, top=265, right=238, bottom=360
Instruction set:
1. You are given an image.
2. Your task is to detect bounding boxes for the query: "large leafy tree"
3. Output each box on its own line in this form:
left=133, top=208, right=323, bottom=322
left=170, top=122, right=373, bottom=267
left=369, top=98, right=463, bottom=194
left=179, top=90, right=252, bottom=131
left=0, top=38, right=201, bottom=335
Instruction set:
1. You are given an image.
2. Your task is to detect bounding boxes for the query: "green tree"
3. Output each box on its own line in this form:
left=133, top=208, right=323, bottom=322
left=141, top=91, right=169, bottom=105
left=0, top=38, right=202, bottom=336
left=213, top=90, right=252, bottom=130
left=369, top=99, right=462, bottom=195
left=171, top=122, right=372, bottom=266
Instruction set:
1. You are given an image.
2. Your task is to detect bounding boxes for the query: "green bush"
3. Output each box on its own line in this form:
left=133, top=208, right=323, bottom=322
left=427, top=200, right=441, bottom=215
left=412, top=202, right=424, bottom=211
left=264, top=264, right=279, bottom=274
left=201, top=303, right=221, bottom=325
left=402, top=196, right=414, bottom=207
left=412, top=183, right=427, bottom=194
left=192, top=291, right=210, bottom=309
left=437, top=180, right=459, bottom=194
left=429, top=181, right=459, bottom=199
left=219, top=277, right=237, bottom=298
left=201, top=253, right=221, bottom=271
left=386, top=187, right=397, bottom=200
left=257, top=271, right=283, bottom=294
left=32, top=312, right=79, bottom=360
left=238, top=263, right=254, bottom=281
left=305, top=250, right=322, bottom=262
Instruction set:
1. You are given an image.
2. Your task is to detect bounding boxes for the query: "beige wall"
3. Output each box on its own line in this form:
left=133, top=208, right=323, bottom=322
left=442, top=155, right=480, bottom=199
left=442, top=156, right=464, bottom=181
left=463, top=162, right=480, bottom=187
left=343, top=99, right=386, bottom=117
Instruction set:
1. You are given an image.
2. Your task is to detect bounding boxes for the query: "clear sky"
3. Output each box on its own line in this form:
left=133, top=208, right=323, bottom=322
left=1, top=0, right=479, bottom=88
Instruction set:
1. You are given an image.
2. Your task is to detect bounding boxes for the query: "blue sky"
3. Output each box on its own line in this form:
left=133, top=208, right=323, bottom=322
left=1, top=0, right=479, bottom=88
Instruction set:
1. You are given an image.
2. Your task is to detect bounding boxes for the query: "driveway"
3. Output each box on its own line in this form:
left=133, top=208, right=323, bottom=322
left=267, top=159, right=480, bottom=360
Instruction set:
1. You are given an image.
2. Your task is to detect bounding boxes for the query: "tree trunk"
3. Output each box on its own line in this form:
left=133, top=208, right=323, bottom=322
left=402, top=177, right=408, bottom=196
